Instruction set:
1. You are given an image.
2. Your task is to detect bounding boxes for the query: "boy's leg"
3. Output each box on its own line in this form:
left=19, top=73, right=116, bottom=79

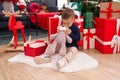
left=34, top=44, right=52, bottom=64
left=56, top=47, right=78, bottom=69
left=43, top=44, right=53, bottom=55
left=34, top=54, right=51, bottom=64
left=55, top=44, right=61, bottom=53
left=34, top=44, right=61, bottom=64
left=64, top=47, right=78, bottom=62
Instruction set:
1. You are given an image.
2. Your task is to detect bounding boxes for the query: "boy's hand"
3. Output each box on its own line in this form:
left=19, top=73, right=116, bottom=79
left=64, top=29, right=71, bottom=35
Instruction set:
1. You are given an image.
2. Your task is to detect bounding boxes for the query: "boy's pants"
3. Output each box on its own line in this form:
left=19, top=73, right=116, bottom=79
left=45, top=44, right=78, bottom=62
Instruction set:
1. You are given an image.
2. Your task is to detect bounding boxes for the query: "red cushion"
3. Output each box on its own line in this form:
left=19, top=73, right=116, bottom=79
left=28, top=2, right=41, bottom=13
left=18, top=5, right=26, bottom=11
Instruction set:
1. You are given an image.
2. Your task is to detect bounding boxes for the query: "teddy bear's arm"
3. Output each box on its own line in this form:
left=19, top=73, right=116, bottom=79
left=66, top=35, right=72, bottom=43
left=50, top=33, right=57, bottom=40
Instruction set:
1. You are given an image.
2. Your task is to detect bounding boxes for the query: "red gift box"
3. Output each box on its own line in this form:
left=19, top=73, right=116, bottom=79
left=73, top=16, right=84, bottom=47
left=74, top=16, right=84, bottom=32
left=48, top=16, right=84, bottom=47
left=24, top=40, right=48, bottom=57
left=48, top=16, right=60, bottom=43
left=95, top=18, right=120, bottom=54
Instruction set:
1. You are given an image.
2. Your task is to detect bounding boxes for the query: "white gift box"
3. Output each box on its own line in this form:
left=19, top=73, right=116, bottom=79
left=83, top=29, right=96, bottom=49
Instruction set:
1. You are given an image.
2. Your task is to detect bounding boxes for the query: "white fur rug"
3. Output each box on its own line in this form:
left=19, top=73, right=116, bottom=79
left=8, top=52, right=98, bottom=73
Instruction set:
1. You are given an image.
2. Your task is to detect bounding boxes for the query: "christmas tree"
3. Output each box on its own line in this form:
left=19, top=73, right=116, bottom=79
left=70, top=0, right=112, bottom=17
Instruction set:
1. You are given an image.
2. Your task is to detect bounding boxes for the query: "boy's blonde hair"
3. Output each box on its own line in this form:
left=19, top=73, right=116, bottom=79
left=62, top=9, right=75, bottom=19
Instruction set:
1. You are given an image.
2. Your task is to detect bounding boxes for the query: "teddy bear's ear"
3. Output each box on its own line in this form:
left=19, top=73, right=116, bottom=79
left=58, top=26, right=66, bottom=31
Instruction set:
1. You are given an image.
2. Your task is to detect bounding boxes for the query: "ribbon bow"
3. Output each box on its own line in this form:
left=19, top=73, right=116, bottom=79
left=100, top=2, right=120, bottom=19
left=64, top=3, right=78, bottom=10
left=83, top=29, right=95, bottom=49
left=111, top=19, right=120, bottom=53
left=64, top=2, right=80, bottom=21
left=75, top=18, right=83, bottom=28
left=100, top=2, right=113, bottom=19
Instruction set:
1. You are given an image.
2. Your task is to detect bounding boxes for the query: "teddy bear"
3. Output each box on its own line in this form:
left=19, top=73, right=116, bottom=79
left=48, top=26, right=72, bottom=56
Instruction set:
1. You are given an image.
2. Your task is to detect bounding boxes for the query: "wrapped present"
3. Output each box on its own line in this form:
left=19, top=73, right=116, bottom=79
left=24, top=40, right=48, bottom=57
left=100, top=2, right=120, bottom=19
left=95, top=18, right=120, bottom=54
left=48, top=15, right=61, bottom=43
left=83, top=12, right=94, bottom=29
left=74, top=16, right=84, bottom=32
left=83, top=28, right=95, bottom=49
left=95, top=18, right=116, bottom=41
left=74, top=16, right=84, bottom=49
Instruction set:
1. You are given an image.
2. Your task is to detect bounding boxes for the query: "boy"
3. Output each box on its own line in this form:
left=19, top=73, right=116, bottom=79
left=34, top=9, right=80, bottom=69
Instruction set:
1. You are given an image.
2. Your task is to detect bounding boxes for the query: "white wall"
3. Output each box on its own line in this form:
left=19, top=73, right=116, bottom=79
left=112, top=0, right=120, bottom=2
left=57, top=0, right=68, bottom=10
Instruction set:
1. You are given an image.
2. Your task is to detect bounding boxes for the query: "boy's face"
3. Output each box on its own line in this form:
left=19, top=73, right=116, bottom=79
left=62, top=17, right=74, bottom=28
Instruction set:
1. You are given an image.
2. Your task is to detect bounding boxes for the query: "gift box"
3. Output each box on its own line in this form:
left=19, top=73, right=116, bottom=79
left=74, top=17, right=84, bottom=49
left=95, top=18, right=120, bottom=54
left=100, top=2, right=120, bottom=19
left=24, top=40, right=48, bottom=57
left=48, top=16, right=60, bottom=43
left=74, top=16, right=84, bottom=32
left=48, top=16, right=84, bottom=48
left=83, top=28, right=95, bottom=49
left=83, top=12, right=94, bottom=29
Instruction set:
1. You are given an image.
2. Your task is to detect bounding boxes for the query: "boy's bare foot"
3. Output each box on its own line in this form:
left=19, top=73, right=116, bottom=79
left=34, top=54, right=51, bottom=64
left=56, top=58, right=68, bottom=69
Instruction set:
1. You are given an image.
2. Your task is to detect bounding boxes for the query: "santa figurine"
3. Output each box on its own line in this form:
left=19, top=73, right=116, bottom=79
left=17, top=0, right=26, bottom=13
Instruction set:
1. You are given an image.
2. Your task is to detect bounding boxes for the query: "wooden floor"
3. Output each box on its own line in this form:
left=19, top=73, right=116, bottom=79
left=0, top=38, right=120, bottom=80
